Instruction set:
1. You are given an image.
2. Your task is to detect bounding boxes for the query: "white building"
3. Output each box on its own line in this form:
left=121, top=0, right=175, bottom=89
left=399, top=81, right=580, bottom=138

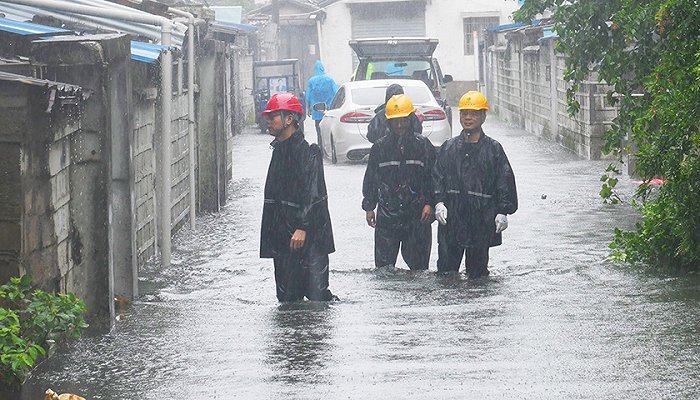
left=316, top=0, right=521, bottom=86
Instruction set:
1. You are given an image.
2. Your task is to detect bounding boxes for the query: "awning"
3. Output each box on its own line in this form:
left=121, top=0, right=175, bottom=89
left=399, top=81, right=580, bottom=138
left=130, top=40, right=165, bottom=63
left=0, top=16, right=72, bottom=36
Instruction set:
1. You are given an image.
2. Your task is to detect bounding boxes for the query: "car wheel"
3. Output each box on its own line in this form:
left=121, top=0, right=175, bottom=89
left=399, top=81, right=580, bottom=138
left=330, top=133, right=338, bottom=164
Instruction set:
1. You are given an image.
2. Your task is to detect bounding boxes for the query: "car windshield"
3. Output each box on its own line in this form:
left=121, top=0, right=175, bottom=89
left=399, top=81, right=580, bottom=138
left=360, top=60, right=433, bottom=80
left=351, top=85, right=432, bottom=106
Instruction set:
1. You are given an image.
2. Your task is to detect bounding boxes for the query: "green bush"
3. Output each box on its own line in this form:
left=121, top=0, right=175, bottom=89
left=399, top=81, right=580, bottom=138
left=516, top=0, right=700, bottom=271
left=0, top=275, right=88, bottom=386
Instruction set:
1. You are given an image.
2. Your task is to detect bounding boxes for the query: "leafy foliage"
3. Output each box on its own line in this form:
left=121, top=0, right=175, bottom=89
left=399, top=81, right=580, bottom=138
left=0, top=275, right=88, bottom=386
left=516, top=0, right=700, bottom=270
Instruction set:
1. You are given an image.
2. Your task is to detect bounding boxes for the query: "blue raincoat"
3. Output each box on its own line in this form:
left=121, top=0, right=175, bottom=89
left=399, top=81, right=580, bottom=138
left=306, top=60, right=339, bottom=121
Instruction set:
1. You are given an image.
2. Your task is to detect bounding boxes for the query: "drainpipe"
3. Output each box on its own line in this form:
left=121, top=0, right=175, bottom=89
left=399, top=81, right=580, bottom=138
left=160, top=27, right=173, bottom=267
left=4, top=0, right=176, bottom=267
left=472, top=31, right=480, bottom=84
left=170, top=8, right=197, bottom=231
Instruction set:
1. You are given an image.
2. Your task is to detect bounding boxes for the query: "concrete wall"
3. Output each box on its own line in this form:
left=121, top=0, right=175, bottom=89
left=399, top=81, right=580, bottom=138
left=0, top=80, right=82, bottom=291
left=486, top=34, right=617, bottom=160
left=196, top=38, right=230, bottom=212
left=318, top=0, right=519, bottom=86
left=318, top=1, right=353, bottom=84
left=428, top=0, right=519, bottom=82
left=0, top=83, right=24, bottom=285
left=0, top=25, right=252, bottom=321
left=131, top=64, right=158, bottom=267
left=166, top=92, right=193, bottom=231
left=233, top=34, right=255, bottom=127
left=29, top=34, right=134, bottom=325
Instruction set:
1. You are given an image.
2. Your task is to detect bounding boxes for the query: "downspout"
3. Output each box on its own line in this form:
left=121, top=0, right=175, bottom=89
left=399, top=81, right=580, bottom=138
left=160, top=26, right=173, bottom=267
left=4, top=0, right=176, bottom=267
left=170, top=8, right=197, bottom=231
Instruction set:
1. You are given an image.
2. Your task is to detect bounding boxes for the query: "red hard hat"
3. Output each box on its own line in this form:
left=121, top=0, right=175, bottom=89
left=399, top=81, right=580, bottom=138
left=262, top=92, right=303, bottom=116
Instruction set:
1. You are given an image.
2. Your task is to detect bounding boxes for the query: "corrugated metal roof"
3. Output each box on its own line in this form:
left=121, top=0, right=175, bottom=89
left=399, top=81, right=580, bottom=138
left=0, top=0, right=186, bottom=46
left=0, top=16, right=72, bottom=35
left=487, top=20, right=541, bottom=33
left=130, top=40, right=163, bottom=63
left=0, top=15, right=166, bottom=64
left=211, top=20, right=256, bottom=33
left=0, top=70, right=81, bottom=92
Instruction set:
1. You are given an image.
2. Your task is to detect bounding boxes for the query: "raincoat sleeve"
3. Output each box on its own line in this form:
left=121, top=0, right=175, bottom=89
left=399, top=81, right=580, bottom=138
left=296, top=145, right=326, bottom=231
left=495, top=144, right=518, bottom=215
left=423, top=140, right=437, bottom=207
left=362, top=144, right=380, bottom=211
left=432, top=142, right=448, bottom=205
left=366, top=114, right=381, bottom=143
left=410, top=113, right=423, bottom=135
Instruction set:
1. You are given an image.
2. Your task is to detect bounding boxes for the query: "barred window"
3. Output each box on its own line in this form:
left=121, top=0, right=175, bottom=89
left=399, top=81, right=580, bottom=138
left=463, top=16, right=500, bottom=55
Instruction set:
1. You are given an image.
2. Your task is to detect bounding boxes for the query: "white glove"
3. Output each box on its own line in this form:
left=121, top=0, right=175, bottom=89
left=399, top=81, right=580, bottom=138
left=495, top=214, right=508, bottom=233
left=435, top=202, right=448, bottom=225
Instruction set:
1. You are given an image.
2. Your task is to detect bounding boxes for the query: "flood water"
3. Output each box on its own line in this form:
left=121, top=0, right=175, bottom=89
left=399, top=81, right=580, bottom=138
left=21, top=114, right=700, bottom=399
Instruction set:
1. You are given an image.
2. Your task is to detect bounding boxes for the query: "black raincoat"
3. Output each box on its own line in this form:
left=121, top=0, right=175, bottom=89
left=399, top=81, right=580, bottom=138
left=432, top=131, right=518, bottom=249
left=260, top=130, right=335, bottom=301
left=367, top=84, right=422, bottom=143
left=362, top=127, right=436, bottom=269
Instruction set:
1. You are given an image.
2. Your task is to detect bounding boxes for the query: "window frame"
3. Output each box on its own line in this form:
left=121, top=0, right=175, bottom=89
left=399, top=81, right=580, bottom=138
left=463, top=16, right=501, bottom=56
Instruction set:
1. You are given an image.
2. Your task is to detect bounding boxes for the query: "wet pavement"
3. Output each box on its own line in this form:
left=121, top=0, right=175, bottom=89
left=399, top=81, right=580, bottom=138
left=22, top=113, right=700, bottom=399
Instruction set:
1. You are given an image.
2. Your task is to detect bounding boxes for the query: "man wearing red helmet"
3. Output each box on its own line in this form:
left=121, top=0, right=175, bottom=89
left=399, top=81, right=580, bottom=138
left=259, top=92, right=338, bottom=301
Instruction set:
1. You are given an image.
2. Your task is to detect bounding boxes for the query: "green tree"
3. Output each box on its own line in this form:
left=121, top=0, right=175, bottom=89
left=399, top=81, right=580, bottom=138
left=515, top=0, right=700, bottom=270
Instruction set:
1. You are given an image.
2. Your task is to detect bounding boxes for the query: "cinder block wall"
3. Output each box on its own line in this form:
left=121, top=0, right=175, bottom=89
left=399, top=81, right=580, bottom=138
left=486, top=35, right=616, bottom=160
left=169, top=92, right=193, bottom=231
left=131, top=64, right=158, bottom=267
left=0, top=77, right=84, bottom=294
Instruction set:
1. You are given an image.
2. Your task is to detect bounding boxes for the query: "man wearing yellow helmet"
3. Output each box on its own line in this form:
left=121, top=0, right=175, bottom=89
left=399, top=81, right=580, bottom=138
left=432, top=91, right=518, bottom=278
left=362, top=94, right=436, bottom=270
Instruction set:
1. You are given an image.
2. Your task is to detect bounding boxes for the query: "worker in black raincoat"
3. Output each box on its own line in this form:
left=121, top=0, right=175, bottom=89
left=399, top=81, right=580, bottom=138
left=362, top=94, right=436, bottom=270
left=260, top=92, right=338, bottom=301
left=432, top=91, right=518, bottom=278
left=367, top=83, right=423, bottom=143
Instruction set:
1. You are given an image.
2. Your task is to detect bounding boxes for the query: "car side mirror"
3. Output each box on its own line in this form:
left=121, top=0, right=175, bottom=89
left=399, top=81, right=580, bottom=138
left=313, top=102, right=327, bottom=112
left=444, top=74, right=453, bottom=83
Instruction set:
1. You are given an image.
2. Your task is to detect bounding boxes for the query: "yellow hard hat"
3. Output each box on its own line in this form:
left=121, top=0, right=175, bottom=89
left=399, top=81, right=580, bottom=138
left=458, top=91, right=490, bottom=111
left=385, top=94, right=415, bottom=119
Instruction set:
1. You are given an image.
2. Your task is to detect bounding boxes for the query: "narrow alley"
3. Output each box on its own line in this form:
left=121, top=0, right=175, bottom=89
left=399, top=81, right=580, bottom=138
left=21, top=115, right=700, bottom=399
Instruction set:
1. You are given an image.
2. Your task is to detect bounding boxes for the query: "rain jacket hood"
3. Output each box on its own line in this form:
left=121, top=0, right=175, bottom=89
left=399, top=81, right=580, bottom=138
left=315, top=60, right=325, bottom=75
left=306, top=61, right=339, bottom=121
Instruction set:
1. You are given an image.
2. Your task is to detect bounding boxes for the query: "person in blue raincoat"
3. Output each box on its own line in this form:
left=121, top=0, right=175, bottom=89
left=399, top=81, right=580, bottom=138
left=306, top=60, right=338, bottom=149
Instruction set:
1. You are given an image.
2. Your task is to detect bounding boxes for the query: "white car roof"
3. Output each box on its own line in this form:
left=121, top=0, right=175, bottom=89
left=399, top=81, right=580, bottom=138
left=341, top=79, right=430, bottom=90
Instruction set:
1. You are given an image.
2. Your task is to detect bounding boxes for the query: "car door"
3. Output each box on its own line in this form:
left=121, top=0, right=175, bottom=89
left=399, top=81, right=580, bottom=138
left=319, top=86, right=346, bottom=156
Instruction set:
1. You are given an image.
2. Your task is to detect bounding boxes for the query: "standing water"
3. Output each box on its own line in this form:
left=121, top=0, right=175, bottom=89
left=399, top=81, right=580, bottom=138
left=21, top=114, right=700, bottom=399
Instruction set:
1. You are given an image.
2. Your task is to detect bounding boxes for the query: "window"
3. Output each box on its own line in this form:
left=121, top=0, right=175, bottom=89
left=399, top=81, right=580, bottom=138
left=350, top=85, right=432, bottom=106
left=463, top=16, right=500, bottom=55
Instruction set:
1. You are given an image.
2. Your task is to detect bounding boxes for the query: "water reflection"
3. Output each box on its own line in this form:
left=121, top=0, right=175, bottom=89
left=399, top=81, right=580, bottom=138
left=266, top=303, right=336, bottom=387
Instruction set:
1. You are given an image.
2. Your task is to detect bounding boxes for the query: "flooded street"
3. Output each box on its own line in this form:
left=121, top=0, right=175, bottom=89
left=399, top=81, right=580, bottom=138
left=22, top=114, right=700, bottom=399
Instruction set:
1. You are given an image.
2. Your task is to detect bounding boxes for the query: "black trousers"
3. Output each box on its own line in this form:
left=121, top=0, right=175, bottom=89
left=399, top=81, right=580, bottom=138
left=314, top=120, right=322, bottom=148
left=437, top=226, right=490, bottom=277
left=374, top=218, right=431, bottom=270
left=273, top=247, right=334, bottom=302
